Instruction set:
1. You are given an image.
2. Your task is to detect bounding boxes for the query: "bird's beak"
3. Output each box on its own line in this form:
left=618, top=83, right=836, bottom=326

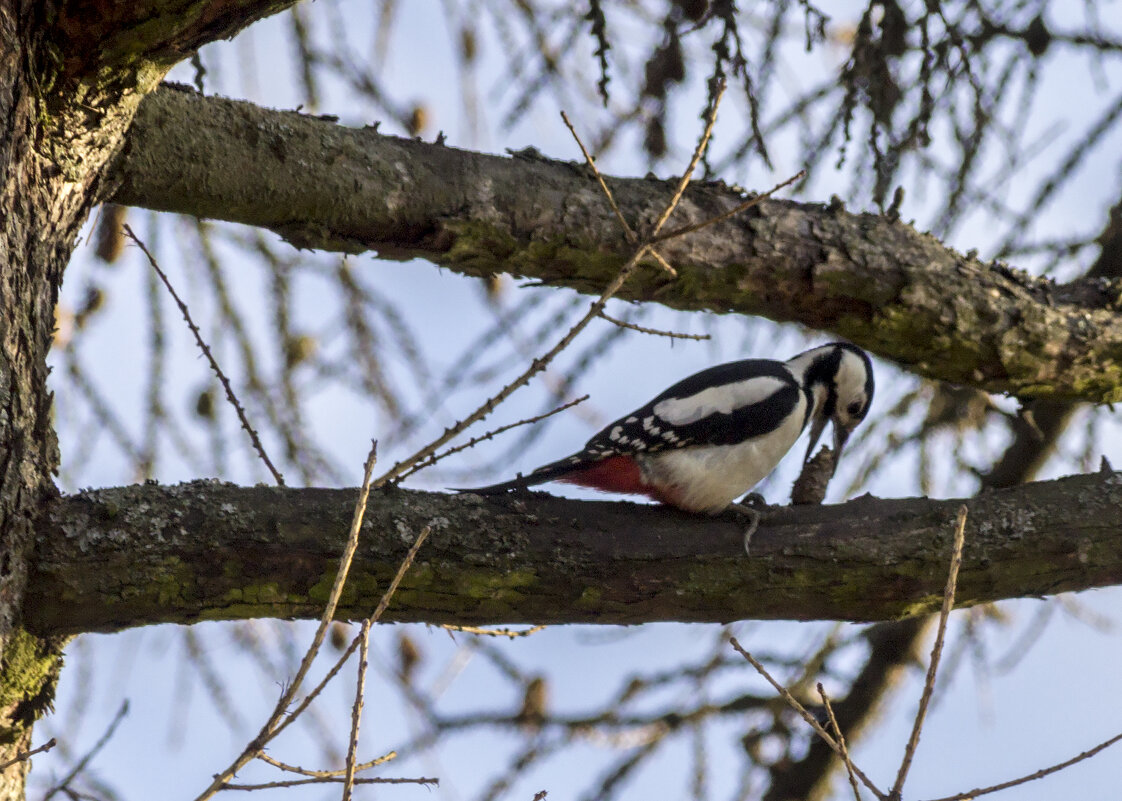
left=833, top=422, right=851, bottom=464
left=804, top=416, right=851, bottom=472
left=804, top=414, right=828, bottom=465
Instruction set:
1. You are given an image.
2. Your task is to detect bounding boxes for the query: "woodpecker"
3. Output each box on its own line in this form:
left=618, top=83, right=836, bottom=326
left=464, top=342, right=873, bottom=524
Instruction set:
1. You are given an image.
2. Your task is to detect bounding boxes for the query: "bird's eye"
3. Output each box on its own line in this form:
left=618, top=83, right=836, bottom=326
left=847, top=401, right=864, bottom=417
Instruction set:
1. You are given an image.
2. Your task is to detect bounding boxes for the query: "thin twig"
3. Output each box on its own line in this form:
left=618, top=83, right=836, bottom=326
left=256, top=750, right=396, bottom=778
left=342, top=619, right=373, bottom=801
left=221, top=776, right=437, bottom=790
left=379, top=82, right=732, bottom=489
left=560, top=111, right=637, bottom=244
left=650, top=169, right=807, bottom=244
left=730, top=638, right=885, bottom=799
left=596, top=311, right=710, bottom=340
left=43, top=702, right=129, bottom=801
left=560, top=111, right=678, bottom=277
left=395, top=395, right=589, bottom=482
left=269, top=524, right=432, bottom=743
left=891, top=505, right=968, bottom=800
left=819, top=683, right=863, bottom=801
left=439, top=624, right=548, bottom=639
left=650, top=78, right=727, bottom=238
left=919, top=728, right=1122, bottom=801
left=194, top=442, right=381, bottom=801
left=0, top=738, right=57, bottom=772
left=125, top=225, right=286, bottom=486
left=374, top=247, right=647, bottom=487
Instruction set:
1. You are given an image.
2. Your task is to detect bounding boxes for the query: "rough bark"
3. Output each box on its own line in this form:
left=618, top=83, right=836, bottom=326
left=0, top=1, right=297, bottom=796
left=112, top=86, right=1122, bottom=403
left=25, top=471, right=1122, bottom=635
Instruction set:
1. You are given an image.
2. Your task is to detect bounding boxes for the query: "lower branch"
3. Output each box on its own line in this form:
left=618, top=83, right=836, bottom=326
left=26, top=471, right=1122, bottom=635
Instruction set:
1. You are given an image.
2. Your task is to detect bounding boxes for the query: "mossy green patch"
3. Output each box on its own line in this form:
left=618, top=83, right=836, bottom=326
left=444, top=221, right=519, bottom=273
left=456, top=568, right=537, bottom=600
left=0, top=629, right=62, bottom=743
left=576, top=586, right=602, bottom=609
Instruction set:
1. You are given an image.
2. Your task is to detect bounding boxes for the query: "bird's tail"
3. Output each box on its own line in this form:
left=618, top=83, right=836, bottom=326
left=454, top=455, right=592, bottom=495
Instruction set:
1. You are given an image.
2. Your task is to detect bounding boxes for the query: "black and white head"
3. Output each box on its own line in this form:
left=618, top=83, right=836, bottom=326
left=786, top=342, right=875, bottom=468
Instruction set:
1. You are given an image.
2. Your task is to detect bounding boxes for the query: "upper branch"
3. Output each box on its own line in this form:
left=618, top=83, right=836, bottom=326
left=48, top=0, right=298, bottom=77
left=26, top=471, right=1122, bottom=635
left=111, top=87, right=1122, bottom=403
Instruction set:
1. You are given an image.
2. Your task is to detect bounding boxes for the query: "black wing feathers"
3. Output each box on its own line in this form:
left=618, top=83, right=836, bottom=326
left=461, top=358, right=801, bottom=494
left=580, top=359, right=799, bottom=454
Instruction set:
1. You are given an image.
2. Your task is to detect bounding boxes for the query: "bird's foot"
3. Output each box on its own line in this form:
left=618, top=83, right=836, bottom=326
left=739, top=492, right=768, bottom=510
left=727, top=497, right=770, bottom=556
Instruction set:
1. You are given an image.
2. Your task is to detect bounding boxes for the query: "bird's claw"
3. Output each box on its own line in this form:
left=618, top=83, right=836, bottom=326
left=739, top=491, right=768, bottom=509
left=728, top=502, right=764, bottom=556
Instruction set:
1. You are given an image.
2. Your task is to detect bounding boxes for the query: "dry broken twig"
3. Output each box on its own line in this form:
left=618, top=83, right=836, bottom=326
left=221, top=776, right=436, bottom=790
left=375, top=80, right=737, bottom=490
left=731, top=638, right=885, bottom=799
left=395, top=395, right=589, bottom=482
left=342, top=619, right=373, bottom=801
left=891, top=505, right=968, bottom=799
left=126, top=225, right=286, bottom=486
left=596, top=310, right=711, bottom=341
left=256, top=750, right=396, bottom=778
left=0, top=738, right=56, bottom=772
left=195, top=442, right=384, bottom=800
left=819, top=683, right=863, bottom=801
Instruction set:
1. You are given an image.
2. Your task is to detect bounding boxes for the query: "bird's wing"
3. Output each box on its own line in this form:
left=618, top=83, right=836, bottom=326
left=578, top=360, right=804, bottom=454
left=459, top=359, right=804, bottom=494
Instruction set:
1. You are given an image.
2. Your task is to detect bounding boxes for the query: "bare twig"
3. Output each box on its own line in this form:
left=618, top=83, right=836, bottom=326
left=596, top=311, right=710, bottom=341
left=43, top=702, right=129, bottom=801
left=650, top=169, right=807, bottom=244
left=651, top=78, right=727, bottom=237
left=372, top=251, right=642, bottom=487
left=818, top=683, right=862, bottom=801
left=560, top=110, right=677, bottom=277
left=891, top=505, right=968, bottom=800
left=125, top=225, right=286, bottom=486
left=380, top=78, right=736, bottom=490
left=194, top=442, right=381, bottom=801
left=730, top=638, right=885, bottom=799
left=342, top=620, right=373, bottom=801
left=560, top=110, right=638, bottom=243
left=256, top=750, right=396, bottom=778
left=920, top=728, right=1122, bottom=801
left=0, top=738, right=56, bottom=772
left=395, top=395, right=589, bottom=482
left=221, top=776, right=437, bottom=790
left=269, top=524, right=432, bottom=743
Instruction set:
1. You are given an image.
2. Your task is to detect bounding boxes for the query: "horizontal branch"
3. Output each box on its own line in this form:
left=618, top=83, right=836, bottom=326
left=110, top=86, right=1122, bottom=403
left=26, top=471, right=1122, bottom=635
left=52, top=0, right=297, bottom=77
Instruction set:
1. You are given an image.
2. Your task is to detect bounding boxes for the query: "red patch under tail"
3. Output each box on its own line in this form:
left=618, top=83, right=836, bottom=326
left=557, top=455, right=678, bottom=505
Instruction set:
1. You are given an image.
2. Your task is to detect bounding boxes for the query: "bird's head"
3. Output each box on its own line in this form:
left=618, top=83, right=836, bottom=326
left=787, top=343, right=875, bottom=469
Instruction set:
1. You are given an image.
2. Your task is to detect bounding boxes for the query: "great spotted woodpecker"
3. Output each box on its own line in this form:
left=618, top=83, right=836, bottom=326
left=465, top=342, right=873, bottom=528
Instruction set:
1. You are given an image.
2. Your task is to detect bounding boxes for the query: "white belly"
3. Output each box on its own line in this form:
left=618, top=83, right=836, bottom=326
left=636, top=400, right=807, bottom=514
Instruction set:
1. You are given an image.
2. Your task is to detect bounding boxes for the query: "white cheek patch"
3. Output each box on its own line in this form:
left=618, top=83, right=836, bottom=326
left=653, top=376, right=788, bottom=426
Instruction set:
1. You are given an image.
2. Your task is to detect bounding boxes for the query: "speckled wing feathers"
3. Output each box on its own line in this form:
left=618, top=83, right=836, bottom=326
left=463, top=358, right=804, bottom=494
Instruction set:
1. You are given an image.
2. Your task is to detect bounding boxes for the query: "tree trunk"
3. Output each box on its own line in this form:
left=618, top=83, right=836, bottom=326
left=0, top=3, right=159, bottom=794
left=1, top=6, right=69, bottom=793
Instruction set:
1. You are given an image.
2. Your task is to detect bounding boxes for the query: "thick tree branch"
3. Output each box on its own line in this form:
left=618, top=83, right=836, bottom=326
left=110, top=86, right=1122, bottom=403
left=26, top=472, right=1122, bottom=635
left=49, top=1, right=298, bottom=78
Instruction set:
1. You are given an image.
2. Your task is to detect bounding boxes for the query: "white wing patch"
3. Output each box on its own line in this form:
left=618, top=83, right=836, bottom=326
left=653, top=375, right=788, bottom=426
